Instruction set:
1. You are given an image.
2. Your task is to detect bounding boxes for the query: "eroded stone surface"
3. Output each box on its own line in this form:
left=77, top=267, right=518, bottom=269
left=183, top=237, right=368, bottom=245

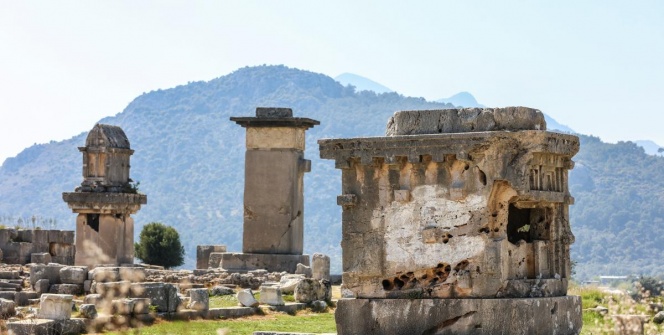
left=320, top=123, right=579, bottom=299
left=335, top=296, right=582, bottom=335
left=385, top=107, right=546, bottom=136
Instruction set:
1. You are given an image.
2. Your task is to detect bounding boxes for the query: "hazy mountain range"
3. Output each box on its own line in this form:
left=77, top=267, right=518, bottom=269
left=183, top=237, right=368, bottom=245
left=1, top=65, right=663, bottom=279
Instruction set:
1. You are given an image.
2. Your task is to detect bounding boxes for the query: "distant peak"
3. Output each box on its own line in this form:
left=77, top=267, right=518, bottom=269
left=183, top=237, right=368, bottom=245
left=334, top=73, right=393, bottom=94
left=436, top=92, right=484, bottom=108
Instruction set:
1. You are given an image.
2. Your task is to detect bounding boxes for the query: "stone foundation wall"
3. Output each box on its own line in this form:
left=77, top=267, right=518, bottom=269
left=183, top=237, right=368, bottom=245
left=0, top=229, right=75, bottom=265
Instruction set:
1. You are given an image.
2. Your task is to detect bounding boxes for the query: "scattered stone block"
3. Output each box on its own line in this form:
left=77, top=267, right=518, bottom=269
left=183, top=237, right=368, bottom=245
left=36, top=294, right=73, bottom=320
left=91, top=267, right=120, bottom=282
left=0, top=298, right=15, bottom=317
left=294, top=263, right=312, bottom=278
left=129, top=282, right=179, bottom=313
left=79, top=304, right=97, bottom=319
left=49, top=284, right=83, bottom=295
left=15, top=291, right=40, bottom=306
left=59, top=266, right=88, bottom=284
left=112, top=299, right=135, bottom=315
left=61, top=318, right=86, bottom=334
left=35, top=279, right=50, bottom=294
left=95, top=281, right=131, bottom=298
left=83, top=280, right=92, bottom=293
left=259, top=286, right=284, bottom=306
left=654, top=311, right=664, bottom=324
left=84, top=294, right=102, bottom=306
left=237, top=289, right=259, bottom=307
left=196, top=245, right=227, bottom=269
left=6, top=319, right=56, bottom=335
left=312, top=253, right=330, bottom=281
left=31, top=253, right=52, bottom=264
left=119, top=267, right=146, bottom=282
left=131, top=298, right=151, bottom=314
left=30, top=264, right=64, bottom=287
left=0, top=271, right=20, bottom=280
left=210, top=286, right=235, bottom=296
left=279, top=274, right=304, bottom=294
left=310, top=300, right=327, bottom=312
left=0, top=291, right=16, bottom=301
left=294, top=279, right=329, bottom=303
left=187, top=288, right=209, bottom=311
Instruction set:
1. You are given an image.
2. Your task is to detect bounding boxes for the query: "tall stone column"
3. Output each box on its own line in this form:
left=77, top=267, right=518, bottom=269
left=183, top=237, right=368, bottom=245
left=63, top=124, right=146, bottom=268
left=215, top=107, right=318, bottom=272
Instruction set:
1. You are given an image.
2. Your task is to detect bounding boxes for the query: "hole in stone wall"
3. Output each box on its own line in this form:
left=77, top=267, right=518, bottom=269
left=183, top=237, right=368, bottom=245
left=86, top=214, right=100, bottom=233
left=382, top=279, right=394, bottom=290
left=394, top=277, right=405, bottom=289
left=478, top=169, right=487, bottom=186
left=507, top=204, right=532, bottom=244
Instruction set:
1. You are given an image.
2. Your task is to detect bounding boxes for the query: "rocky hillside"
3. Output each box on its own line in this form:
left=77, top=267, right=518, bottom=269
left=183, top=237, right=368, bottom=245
left=0, top=65, right=662, bottom=279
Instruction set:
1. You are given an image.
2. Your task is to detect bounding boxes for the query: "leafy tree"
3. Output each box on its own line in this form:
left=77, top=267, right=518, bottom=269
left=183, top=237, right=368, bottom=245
left=134, top=222, right=185, bottom=269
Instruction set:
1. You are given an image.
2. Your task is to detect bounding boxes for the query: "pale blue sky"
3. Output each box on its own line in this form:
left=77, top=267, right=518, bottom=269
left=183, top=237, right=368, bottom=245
left=1, top=1, right=663, bottom=162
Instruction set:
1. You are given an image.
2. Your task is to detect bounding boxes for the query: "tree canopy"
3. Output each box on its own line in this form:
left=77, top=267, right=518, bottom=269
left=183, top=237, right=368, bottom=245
left=134, top=222, right=185, bottom=269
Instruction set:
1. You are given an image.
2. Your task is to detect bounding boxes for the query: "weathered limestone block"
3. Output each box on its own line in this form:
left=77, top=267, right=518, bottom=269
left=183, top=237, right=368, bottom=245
left=30, top=264, right=64, bottom=287
left=91, top=267, right=120, bottom=282
left=83, top=294, right=102, bottom=306
left=3, top=242, right=32, bottom=264
left=49, top=284, right=83, bottom=295
left=0, top=298, right=15, bottom=317
left=15, top=292, right=40, bottom=306
left=131, top=297, right=151, bottom=314
left=112, top=298, right=135, bottom=315
left=187, top=288, right=209, bottom=311
left=79, top=304, right=97, bottom=319
left=59, top=266, right=88, bottom=284
left=119, top=267, right=146, bottom=282
left=295, top=263, right=312, bottom=278
left=129, top=282, right=179, bottom=313
left=61, top=318, right=86, bottom=335
left=279, top=274, right=305, bottom=294
left=312, top=253, right=330, bottom=281
left=236, top=289, right=259, bottom=307
left=6, top=319, right=56, bottom=335
left=0, top=271, right=20, bottom=280
left=218, top=253, right=310, bottom=273
left=259, top=286, right=284, bottom=306
left=36, top=294, right=73, bottom=320
left=48, top=230, right=75, bottom=244
left=208, top=252, right=224, bottom=269
left=35, top=279, right=50, bottom=294
left=31, top=253, right=52, bottom=264
left=385, top=107, right=546, bottom=136
left=336, top=296, right=582, bottom=335
left=95, top=281, right=131, bottom=298
left=294, top=279, right=329, bottom=303
left=197, top=245, right=227, bottom=269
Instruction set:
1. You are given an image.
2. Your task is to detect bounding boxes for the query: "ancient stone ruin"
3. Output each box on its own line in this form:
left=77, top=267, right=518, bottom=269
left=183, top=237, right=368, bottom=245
left=62, top=124, right=147, bottom=268
left=0, top=229, right=75, bottom=265
left=208, top=107, right=319, bottom=273
left=320, top=107, right=583, bottom=334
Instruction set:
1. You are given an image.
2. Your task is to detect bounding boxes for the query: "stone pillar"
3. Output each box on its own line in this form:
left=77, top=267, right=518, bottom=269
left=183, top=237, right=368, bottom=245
left=63, top=124, right=146, bottom=268
left=312, top=253, right=330, bottom=281
left=214, top=108, right=318, bottom=273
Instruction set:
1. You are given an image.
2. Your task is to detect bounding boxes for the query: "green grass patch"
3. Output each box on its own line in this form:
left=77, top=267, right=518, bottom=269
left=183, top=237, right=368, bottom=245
left=105, top=312, right=336, bottom=335
left=578, top=288, right=607, bottom=309
left=209, top=295, right=240, bottom=309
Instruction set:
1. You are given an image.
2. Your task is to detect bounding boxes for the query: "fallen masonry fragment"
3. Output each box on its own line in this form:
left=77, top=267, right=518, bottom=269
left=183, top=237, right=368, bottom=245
left=320, top=107, right=583, bottom=334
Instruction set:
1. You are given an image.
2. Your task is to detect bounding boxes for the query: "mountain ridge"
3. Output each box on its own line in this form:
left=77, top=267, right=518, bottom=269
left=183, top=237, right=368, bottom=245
left=1, top=65, right=662, bottom=279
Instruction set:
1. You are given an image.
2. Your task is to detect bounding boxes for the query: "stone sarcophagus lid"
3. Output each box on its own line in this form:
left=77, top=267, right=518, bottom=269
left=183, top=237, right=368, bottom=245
left=320, top=107, right=582, bottom=334
left=63, top=124, right=146, bottom=267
